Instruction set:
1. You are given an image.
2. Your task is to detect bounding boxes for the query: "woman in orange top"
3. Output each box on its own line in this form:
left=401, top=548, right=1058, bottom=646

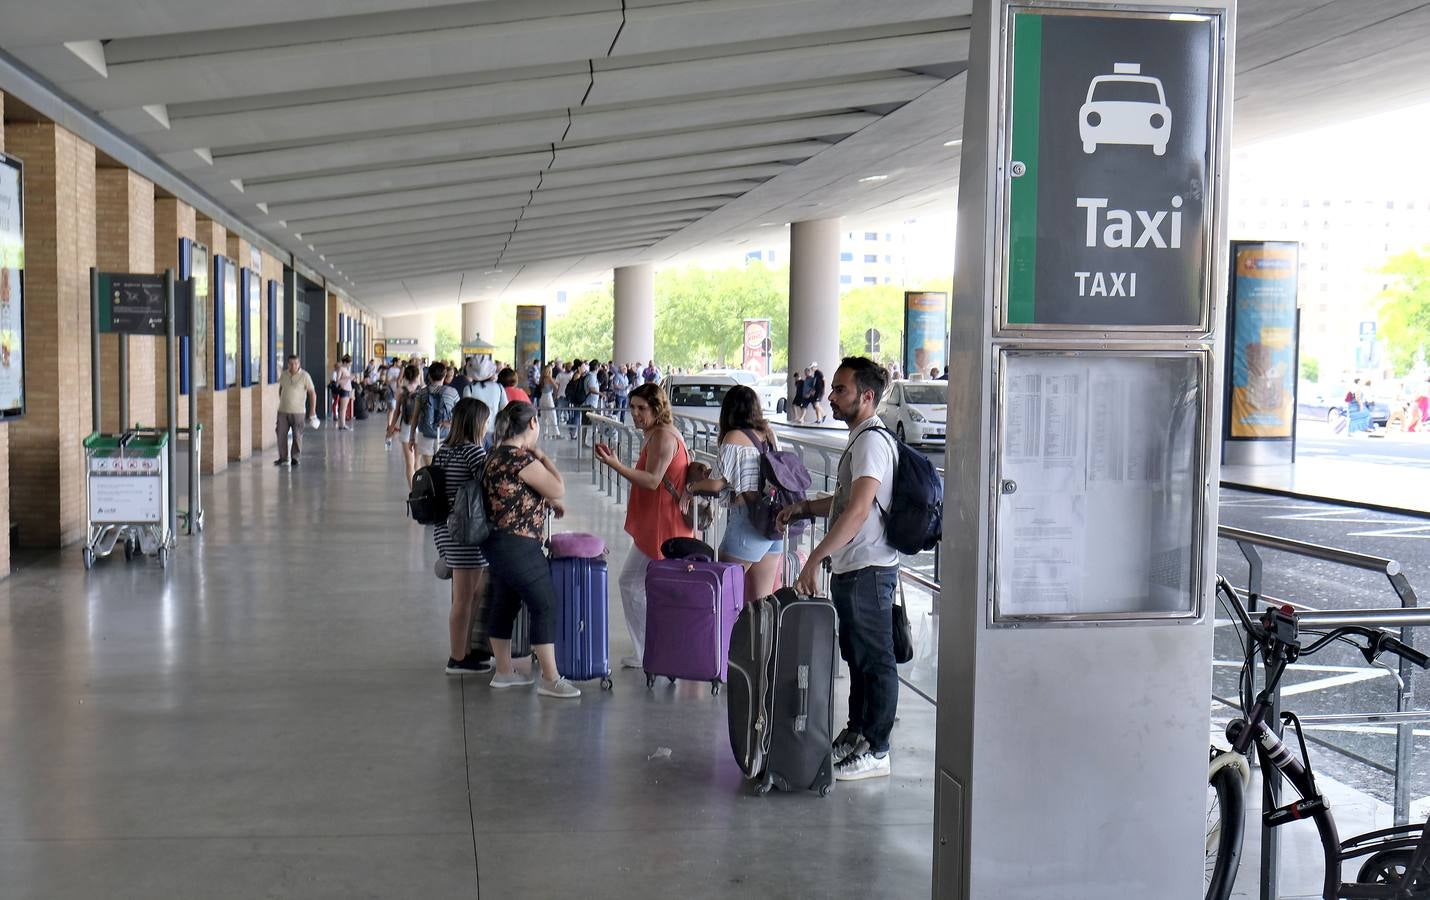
left=594, top=382, right=694, bottom=669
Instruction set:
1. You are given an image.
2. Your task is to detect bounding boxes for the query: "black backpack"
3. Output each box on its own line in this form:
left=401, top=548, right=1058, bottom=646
left=446, top=468, right=491, bottom=546
left=849, top=426, right=943, bottom=555
left=407, top=464, right=449, bottom=524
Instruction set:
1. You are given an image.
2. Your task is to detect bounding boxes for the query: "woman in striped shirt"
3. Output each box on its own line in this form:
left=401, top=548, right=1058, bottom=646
left=433, top=397, right=492, bottom=675
left=686, top=385, right=785, bottom=601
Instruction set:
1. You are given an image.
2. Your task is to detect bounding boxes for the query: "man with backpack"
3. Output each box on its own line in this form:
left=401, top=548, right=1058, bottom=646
left=778, top=357, right=899, bottom=782
left=408, top=361, right=460, bottom=468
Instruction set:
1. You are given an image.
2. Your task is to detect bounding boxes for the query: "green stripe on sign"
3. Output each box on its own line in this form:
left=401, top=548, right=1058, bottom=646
left=1007, top=12, right=1041, bottom=325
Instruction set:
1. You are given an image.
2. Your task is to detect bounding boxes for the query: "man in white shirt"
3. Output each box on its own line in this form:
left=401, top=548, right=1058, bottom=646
left=778, top=356, right=898, bottom=782
left=274, top=354, right=317, bottom=467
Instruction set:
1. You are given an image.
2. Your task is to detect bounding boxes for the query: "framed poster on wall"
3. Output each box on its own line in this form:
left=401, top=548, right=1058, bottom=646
left=189, top=240, right=209, bottom=392
left=241, top=268, right=261, bottom=387
left=0, top=153, right=25, bottom=420
left=268, top=280, right=283, bottom=384
left=214, top=255, right=237, bottom=390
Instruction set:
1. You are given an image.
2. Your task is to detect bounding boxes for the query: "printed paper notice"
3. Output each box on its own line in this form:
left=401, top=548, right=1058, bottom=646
left=998, top=493, right=1086, bottom=615
left=1002, top=365, right=1087, bottom=494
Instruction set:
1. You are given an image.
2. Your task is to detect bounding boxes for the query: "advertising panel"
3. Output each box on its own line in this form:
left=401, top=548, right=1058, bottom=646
left=98, top=274, right=166, bottom=335
left=216, top=256, right=237, bottom=389
left=1004, top=9, right=1217, bottom=329
left=1227, top=242, right=1298, bottom=439
left=515, top=305, right=546, bottom=369
left=902, top=291, right=948, bottom=377
left=0, top=154, right=24, bottom=418
left=741, top=318, right=771, bottom=376
left=246, top=269, right=262, bottom=386
left=270, top=280, right=284, bottom=383
left=190, top=240, right=209, bottom=391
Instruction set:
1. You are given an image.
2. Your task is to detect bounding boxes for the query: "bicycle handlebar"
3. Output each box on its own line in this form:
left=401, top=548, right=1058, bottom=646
left=1216, top=576, right=1430, bottom=669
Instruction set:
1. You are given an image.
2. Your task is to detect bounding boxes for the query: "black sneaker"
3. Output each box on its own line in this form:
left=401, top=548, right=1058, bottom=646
left=445, top=655, right=494, bottom=675
left=289, top=458, right=299, bottom=467
left=273, top=459, right=289, bottom=466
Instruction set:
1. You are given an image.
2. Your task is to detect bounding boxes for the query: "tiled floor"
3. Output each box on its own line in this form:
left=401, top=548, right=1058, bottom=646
left=0, top=423, right=935, bottom=899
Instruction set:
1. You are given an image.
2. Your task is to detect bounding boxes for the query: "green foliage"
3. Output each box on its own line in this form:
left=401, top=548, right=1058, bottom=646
left=547, top=285, right=614, bottom=362
left=652, top=263, right=788, bottom=370
left=1299, top=354, right=1320, bottom=384
left=434, top=307, right=460, bottom=363
left=1377, top=248, right=1430, bottom=375
left=837, top=280, right=953, bottom=366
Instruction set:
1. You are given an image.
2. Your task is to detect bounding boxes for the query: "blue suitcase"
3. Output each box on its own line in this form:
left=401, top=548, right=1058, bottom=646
left=550, top=556, right=613, bottom=690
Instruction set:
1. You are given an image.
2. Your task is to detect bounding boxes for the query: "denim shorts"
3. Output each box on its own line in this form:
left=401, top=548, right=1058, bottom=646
left=719, top=504, right=783, bottom=563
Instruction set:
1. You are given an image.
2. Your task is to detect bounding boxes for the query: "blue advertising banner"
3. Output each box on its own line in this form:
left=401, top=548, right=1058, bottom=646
left=902, top=291, right=948, bottom=378
left=1227, top=241, right=1298, bottom=439
left=215, top=255, right=237, bottom=390
left=515, top=305, right=546, bottom=370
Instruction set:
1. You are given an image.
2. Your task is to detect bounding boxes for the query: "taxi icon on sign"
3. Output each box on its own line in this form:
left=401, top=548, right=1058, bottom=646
left=1079, top=62, right=1171, bottom=156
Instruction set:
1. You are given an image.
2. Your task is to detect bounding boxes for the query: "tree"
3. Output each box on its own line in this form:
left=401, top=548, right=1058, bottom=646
left=652, top=263, right=788, bottom=370
left=1377, top=248, right=1430, bottom=375
left=1299, top=354, right=1320, bottom=384
left=547, top=285, right=614, bottom=362
left=433, top=307, right=460, bottom=362
left=837, top=279, right=953, bottom=369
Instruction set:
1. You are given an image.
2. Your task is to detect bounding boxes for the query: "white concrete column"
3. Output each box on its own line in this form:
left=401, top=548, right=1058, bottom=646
left=461, top=299, right=496, bottom=345
left=382, top=311, right=438, bottom=359
left=787, top=218, right=842, bottom=419
left=613, top=264, right=655, bottom=366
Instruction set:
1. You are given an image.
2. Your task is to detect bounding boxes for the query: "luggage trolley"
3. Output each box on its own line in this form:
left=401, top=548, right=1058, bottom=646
left=83, top=429, right=174, bottom=568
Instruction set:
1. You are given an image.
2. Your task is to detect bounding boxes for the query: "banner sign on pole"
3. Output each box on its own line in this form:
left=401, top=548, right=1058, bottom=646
left=742, top=318, right=771, bottom=376
left=98, top=273, right=166, bottom=335
left=0, top=153, right=25, bottom=420
left=515, top=305, right=546, bottom=369
left=1003, top=9, right=1217, bottom=330
left=1226, top=242, right=1298, bottom=440
left=902, top=292, right=948, bottom=376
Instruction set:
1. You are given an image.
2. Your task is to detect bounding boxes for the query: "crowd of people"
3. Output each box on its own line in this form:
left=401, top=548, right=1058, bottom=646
left=270, top=349, right=904, bottom=779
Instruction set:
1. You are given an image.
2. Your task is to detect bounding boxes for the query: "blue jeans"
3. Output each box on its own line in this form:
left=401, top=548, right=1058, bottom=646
left=830, top=566, right=899, bottom=753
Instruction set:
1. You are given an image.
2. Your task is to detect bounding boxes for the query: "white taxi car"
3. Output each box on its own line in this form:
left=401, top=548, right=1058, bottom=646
left=1079, top=63, right=1171, bottom=156
left=877, top=380, right=947, bottom=447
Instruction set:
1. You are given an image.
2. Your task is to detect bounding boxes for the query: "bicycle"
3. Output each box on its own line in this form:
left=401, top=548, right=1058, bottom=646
left=1205, top=576, right=1430, bottom=899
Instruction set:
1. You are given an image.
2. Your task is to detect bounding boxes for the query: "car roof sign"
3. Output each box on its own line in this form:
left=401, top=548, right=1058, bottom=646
left=1113, top=62, right=1141, bottom=74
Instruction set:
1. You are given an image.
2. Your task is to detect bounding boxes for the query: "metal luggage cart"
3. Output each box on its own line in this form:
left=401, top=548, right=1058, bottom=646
left=83, top=429, right=173, bottom=569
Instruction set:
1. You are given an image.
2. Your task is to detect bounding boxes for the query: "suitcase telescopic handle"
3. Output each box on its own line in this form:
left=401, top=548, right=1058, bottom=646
left=795, top=664, right=809, bottom=733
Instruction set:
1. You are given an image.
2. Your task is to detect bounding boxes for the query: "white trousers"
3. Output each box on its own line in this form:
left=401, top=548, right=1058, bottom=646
left=618, top=544, right=653, bottom=663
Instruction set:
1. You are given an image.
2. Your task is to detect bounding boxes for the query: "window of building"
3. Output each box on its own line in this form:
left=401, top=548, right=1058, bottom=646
left=863, top=276, right=877, bottom=285
left=883, top=276, right=892, bottom=284
left=864, top=254, right=878, bottom=263
left=864, top=232, right=878, bottom=241
left=884, top=233, right=892, bottom=242
left=839, top=274, right=852, bottom=285
left=884, top=255, right=893, bottom=264
left=840, top=252, right=853, bottom=262
left=745, top=250, right=762, bottom=263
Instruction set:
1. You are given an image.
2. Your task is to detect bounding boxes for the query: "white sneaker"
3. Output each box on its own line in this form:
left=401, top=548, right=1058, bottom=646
left=620, top=655, right=642, bottom=669
left=490, top=670, right=535, bottom=689
left=538, top=676, right=581, bottom=699
left=835, top=750, right=891, bottom=782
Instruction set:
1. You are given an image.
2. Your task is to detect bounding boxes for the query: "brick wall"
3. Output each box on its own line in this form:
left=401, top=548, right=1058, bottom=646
left=195, top=214, right=227, bottom=473
left=8, top=123, right=96, bottom=547
left=95, top=167, right=157, bottom=433
left=153, top=197, right=197, bottom=429
left=224, top=233, right=252, bottom=461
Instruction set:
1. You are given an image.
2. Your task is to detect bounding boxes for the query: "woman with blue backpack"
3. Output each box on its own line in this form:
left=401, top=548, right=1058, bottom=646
left=686, top=385, right=810, bottom=602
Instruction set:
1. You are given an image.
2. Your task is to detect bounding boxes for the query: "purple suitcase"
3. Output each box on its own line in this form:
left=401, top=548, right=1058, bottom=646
left=643, top=555, right=745, bottom=695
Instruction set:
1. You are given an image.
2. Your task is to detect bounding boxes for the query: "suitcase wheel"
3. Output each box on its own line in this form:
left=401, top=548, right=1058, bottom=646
left=709, top=680, right=721, bottom=697
left=646, top=674, right=656, bottom=689
left=818, top=784, right=832, bottom=798
left=601, top=676, right=613, bottom=691
left=755, top=776, right=773, bottom=797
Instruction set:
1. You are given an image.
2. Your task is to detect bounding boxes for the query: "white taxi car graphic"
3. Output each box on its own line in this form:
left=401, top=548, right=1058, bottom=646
left=1079, top=62, right=1170, bottom=156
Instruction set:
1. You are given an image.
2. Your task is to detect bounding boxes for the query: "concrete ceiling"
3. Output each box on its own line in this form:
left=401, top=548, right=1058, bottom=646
left=4, top=0, right=1430, bottom=318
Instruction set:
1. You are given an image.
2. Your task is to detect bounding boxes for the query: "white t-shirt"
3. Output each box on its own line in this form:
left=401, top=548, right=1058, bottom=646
left=828, top=415, right=898, bottom=574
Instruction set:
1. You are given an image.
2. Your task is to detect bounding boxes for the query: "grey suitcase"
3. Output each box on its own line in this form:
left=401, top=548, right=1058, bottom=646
left=727, top=587, right=836, bottom=796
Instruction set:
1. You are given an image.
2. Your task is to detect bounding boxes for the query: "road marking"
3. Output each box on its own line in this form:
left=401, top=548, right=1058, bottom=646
left=1211, top=659, right=1383, bottom=675
left=1346, top=524, right=1430, bottom=540
left=1279, top=669, right=1392, bottom=697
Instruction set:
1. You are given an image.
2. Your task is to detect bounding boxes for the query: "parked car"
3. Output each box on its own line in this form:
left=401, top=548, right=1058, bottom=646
left=1296, top=381, right=1390, bottom=429
left=660, top=374, right=739, bottom=417
left=877, top=380, right=947, bottom=446
left=696, top=368, right=757, bottom=386
left=755, top=373, right=788, bottom=415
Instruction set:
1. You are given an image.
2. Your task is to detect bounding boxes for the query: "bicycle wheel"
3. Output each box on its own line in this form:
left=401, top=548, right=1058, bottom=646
left=1206, top=763, right=1246, bottom=900
left=1357, top=848, right=1430, bottom=889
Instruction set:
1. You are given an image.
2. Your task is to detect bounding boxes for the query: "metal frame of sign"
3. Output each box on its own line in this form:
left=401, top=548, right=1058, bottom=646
left=995, top=4, right=1224, bottom=335
left=0, top=153, right=26, bottom=421
left=239, top=267, right=254, bottom=387
left=267, top=280, right=278, bottom=384
left=988, top=344, right=1211, bottom=625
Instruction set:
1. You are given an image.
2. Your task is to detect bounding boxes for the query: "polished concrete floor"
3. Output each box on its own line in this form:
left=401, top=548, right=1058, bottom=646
left=0, top=423, right=935, bottom=899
